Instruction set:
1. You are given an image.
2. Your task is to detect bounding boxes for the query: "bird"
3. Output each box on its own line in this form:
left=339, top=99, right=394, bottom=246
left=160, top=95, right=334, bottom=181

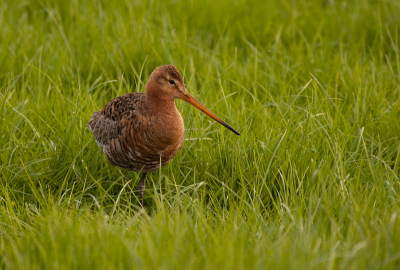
left=87, top=65, right=240, bottom=207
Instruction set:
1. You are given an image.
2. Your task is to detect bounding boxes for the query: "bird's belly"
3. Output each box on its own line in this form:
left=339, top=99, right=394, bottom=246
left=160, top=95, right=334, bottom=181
left=103, top=123, right=184, bottom=172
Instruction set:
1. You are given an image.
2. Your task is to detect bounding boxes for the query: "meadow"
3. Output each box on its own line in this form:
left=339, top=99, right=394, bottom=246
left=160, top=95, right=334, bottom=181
left=1, top=0, right=400, bottom=269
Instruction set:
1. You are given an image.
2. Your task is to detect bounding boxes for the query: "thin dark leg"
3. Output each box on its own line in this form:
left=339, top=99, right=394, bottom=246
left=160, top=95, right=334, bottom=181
left=138, top=173, right=147, bottom=207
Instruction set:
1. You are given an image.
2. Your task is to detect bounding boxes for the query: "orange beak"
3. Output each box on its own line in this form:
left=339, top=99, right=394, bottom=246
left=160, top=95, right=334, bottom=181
left=179, top=90, right=240, bottom=135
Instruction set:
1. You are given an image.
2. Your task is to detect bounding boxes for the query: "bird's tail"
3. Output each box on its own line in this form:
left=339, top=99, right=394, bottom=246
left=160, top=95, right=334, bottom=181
left=87, top=111, right=99, bottom=130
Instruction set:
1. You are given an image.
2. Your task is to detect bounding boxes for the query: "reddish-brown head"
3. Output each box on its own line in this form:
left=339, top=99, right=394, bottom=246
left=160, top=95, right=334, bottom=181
left=146, top=65, right=186, bottom=99
left=146, top=65, right=240, bottom=135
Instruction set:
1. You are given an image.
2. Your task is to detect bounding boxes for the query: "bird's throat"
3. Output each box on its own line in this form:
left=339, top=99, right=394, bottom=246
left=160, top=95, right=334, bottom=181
left=146, top=93, right=178, bottom=117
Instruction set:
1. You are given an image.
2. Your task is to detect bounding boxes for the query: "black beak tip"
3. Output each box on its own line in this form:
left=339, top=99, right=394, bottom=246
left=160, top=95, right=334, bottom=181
left=229, top=127, right=241, bottom=136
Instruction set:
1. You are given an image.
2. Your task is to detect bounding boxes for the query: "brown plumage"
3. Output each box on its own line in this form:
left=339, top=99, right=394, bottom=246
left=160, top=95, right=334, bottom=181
left=88, top=65, right=240, bottom=207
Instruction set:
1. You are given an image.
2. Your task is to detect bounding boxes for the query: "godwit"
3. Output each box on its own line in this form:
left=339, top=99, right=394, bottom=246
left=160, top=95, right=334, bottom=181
left=88, top=65, right=240, bottom=207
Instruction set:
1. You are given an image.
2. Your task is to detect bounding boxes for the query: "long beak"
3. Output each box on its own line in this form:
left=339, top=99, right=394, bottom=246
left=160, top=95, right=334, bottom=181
left=179, top=91, right=240, bottom=136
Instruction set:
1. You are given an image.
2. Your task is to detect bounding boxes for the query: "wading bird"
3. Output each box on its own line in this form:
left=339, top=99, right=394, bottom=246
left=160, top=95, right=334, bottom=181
left=88, top=65, right=240, bottom=207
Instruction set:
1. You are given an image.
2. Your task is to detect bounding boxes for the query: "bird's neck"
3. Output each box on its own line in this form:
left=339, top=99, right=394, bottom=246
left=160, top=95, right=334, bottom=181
left=146, top=92, right=178, bottom=116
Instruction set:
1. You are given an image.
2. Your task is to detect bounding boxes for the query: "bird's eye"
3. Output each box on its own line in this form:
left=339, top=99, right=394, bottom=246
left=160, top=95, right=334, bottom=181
left=168, top=80, right=175, bottom=85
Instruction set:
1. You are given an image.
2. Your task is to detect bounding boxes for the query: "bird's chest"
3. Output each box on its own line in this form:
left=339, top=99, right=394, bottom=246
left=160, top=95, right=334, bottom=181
left=154, top=112, right=184, bottom=148
left=139, top=111, right=184, bottom=157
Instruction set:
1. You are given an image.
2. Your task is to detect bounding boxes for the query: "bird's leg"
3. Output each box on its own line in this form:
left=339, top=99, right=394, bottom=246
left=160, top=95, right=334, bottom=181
left=138, top=173, right=147, bottom=207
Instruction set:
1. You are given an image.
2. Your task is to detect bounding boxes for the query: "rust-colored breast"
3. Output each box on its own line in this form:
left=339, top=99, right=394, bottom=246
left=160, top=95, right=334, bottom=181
left=88, top=93, right=184, bottom=172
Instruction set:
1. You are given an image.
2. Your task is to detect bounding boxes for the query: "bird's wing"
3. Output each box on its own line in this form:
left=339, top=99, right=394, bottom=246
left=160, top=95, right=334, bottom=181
left=87, top=93, right=145, bottom=148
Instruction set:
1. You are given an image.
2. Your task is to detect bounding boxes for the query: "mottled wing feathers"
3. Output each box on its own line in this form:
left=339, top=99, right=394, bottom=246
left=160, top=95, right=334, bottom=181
left=102, top=93, right=145, bottom=121
left=87, top=93, right=145, bottom=148
left=87, top=112, right=120, bottom=148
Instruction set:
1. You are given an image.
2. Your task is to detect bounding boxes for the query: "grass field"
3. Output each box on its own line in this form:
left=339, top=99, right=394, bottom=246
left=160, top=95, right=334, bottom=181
left=1, top=0, right=400, bottom=269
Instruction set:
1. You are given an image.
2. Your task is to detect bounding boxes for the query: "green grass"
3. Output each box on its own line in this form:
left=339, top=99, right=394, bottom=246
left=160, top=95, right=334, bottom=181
left=1, top=0, right=400, bottom=268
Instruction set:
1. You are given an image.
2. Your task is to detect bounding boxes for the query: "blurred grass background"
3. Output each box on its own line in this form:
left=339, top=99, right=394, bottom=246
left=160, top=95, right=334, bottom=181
left=1, top=0, right=400, bottom=269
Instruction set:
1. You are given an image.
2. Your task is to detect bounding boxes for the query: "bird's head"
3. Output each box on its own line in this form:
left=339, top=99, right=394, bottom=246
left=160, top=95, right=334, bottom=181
left=147, top=65, right=186, bottom=99
left=146, top=65, right=240, bottom=136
